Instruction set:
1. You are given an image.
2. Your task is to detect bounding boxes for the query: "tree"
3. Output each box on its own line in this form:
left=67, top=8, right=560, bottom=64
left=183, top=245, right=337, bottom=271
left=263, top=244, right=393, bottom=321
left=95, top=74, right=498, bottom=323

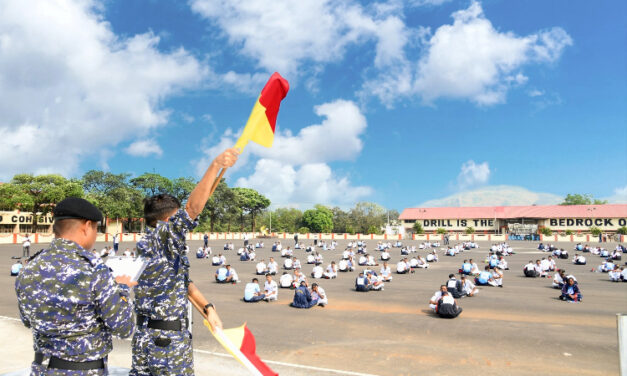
left=302, top=206, right=333, bottom=233
left=331, top=206, right=351, bottom=233
left=171, top=177, right=196, bottom=203
left=560, top=194, right=607, bottom=205
left=11, top=174, right=84, bottom=231
left=367, top=225, right=379, bottom=234
left=350, top=202, right=386, bottom=233
left=617, top=226, right=627, bottom=235
left=200, top=179, right=235, bottom=232
left=412, top=222, right=424, bottom=234
left=82, top=171, right=144, bottom=226
left=0, top=183, right=32, bottom=211
left=539, top=227, right=552, bottom=236
left=259, top=208, right=303, bottom=232
left=130, top=173, right=174, bottom=197
left=232, top=187, right=270, bottom=233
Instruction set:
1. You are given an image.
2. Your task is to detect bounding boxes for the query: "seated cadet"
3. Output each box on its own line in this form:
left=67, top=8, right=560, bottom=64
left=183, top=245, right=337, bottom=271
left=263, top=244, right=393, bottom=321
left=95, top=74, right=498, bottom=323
left=224, top=243, right=230, bottom=250
left=249, top=250, right=256, bottom=261
left=446, top=274, right=464, bottom=298
left=283, top=257, right=293, bottom=270
left=547, top=256, right=556, bottom=271
left=239, top=250, right=250, bottom=262
left=540, top=258, right=551, bottom=273
left=380, top=262, right=393, bottom=282
left=358, top=255, right=368, bottom=266
left=401, top=247, right=409, bottom=255
left=311, top=283, right=327, bottom=307
left=279, top=272, right=294, bottom=289
left=396, top=258, right=409, bottom=274
left=212, top=254, right=223, bottom=266
left=426, top=251, right=438, bottom=262
left=314, top=252, right=323, bottom=265
left=469, top=259, right=480, bottom=275
left=559, top=249, right=569, bottom=260
left=436, top=291, right=463, bottom=318
left=415, top=255, right=429, bottom=269
left=460, top=276, right=478, bottom=296
left=323, top=261, right=337, bottom=279
left=446, top=248, right=456, bottom=257
left=338, top=259, right=349, bottom=272
left=291, top=281, right=317, bottom=308
left=276, top=242, right=283, bottom=252
left=196, top=247, right=205, bottom=259
left=264, top=274, right=278, bottom=301
left=243, top=278, right=265, bottom=303
left=10, top=260, right=23, bottom=276
left=524, top=261, right=538, bottom=277
left=573, top=254, right=586, bottom=265
left=307, top=254, right=316, bottom=264
left=365, top=270, right=384, bottom=291
left=255, top=260, right=268, bottom=275
left=491, top=267, right=504, bottom=288
left=559, top=277, right=582, bottom=302
left=552, top=269, right=566, bottom=288
left=292, top=269, right=307, bottom=288
left=355, top=272, right=370, bottom=292
left=367, top=254, right=378, bottom=266
left=609, top=267, right=622, bottom=282
left=575, top=243, right=583, bottom=251
left=215, top=265, right=229, bottom=283
left=611, top=249, right=622, bottom=261
left=488, top=254, right=498, bottom=269
left=281, top=247, right=292, bottom=258
left=311, top=265, right=324, bottom=279
left=598, top=259, right=615, bottom=273
left=342, top=249, right=351, bottom=260
left=621, top=267, right=627, bottom=282
left=497, top=256, right=509, bottom=270
left=600, top=248, right=609, bottom=258
left=429, top=285, right=448, bottom=311
left=293, top=257, right=302, bottom=270
left=461, top=260, right=472, bottom=275
left=475, top=266, right=494, bottom=286
left=538, top=243, right=545, bottom=250
left=381, top=250, right=390, bottom=261
left=267, top=257, right=278, bottom=275
left=272, top=242, right=278, bottom=252
left=409, top=257, right=419, bottom=269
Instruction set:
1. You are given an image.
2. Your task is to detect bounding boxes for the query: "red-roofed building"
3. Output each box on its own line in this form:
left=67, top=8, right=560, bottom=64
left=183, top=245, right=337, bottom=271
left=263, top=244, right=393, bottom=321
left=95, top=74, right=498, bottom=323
left=400, top=204, right=627, bottom=235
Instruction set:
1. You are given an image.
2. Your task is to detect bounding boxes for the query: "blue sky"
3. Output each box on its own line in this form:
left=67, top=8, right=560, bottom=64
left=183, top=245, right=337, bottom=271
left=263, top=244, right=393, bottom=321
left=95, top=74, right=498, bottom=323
left=1, top=0, right=625, bottom=210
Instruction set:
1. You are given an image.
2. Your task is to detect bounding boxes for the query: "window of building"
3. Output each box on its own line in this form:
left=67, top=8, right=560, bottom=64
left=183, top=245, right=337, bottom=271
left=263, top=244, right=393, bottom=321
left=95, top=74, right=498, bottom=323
left=0, top=225, right=14, bottom=233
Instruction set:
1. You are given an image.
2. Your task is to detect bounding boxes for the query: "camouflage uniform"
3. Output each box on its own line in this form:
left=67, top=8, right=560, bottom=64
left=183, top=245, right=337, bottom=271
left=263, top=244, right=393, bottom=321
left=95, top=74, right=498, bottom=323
left=131, top=209, right=197, bottom=376
left=15, top=238, right=135, bottom=375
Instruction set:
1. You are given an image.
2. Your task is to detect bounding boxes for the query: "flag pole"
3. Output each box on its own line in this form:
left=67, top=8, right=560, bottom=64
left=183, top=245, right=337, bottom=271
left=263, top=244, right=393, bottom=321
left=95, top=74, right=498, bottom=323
left=207, top=139, right=248, bottom=197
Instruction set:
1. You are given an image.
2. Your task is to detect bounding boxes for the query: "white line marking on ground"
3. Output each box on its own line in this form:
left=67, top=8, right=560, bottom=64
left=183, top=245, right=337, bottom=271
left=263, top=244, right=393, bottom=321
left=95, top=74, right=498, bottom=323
left=193, top=349, right=379, bottom=376
left=0, top=315, right=378, bottom=376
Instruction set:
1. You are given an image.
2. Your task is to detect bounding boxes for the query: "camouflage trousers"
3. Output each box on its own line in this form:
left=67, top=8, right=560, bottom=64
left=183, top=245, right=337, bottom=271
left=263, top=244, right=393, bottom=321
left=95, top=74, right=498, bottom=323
left=130, top=326, right=194, bottom=376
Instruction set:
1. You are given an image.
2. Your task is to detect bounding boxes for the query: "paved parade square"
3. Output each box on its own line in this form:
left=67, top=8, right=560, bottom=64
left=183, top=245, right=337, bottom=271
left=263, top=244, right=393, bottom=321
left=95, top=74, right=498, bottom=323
left=1, top=239, right=624, bottom=376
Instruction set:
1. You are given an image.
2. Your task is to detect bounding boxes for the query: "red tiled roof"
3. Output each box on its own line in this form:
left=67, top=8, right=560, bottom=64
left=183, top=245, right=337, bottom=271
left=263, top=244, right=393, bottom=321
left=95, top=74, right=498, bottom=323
left=399, top=204, right=627, bottom=220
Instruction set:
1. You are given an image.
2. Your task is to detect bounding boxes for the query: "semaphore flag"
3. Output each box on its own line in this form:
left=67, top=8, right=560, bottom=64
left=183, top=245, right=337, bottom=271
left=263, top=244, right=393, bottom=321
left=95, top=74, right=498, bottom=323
left=234, top=72, right=289, bottom=152
left=205, top=320, right=278, bottom=376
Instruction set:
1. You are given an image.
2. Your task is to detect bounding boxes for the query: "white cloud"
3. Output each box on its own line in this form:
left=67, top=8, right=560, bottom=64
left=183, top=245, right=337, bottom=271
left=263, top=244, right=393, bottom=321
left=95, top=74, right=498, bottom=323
left=605, top=185, right=627, bottom=204
left=409, top=0, right=452, bottom=6
left=190, top=0, right=409, bottom=80
left=125, top=139, right=163, bottom=157
left=420, top=185, right=562, bottom=207
left=362, top=1, right=573, bottom=106
left=0, top=0, right=205, bottom=180
left=196, top=99, right=372, bottom=207
left=528, top=89, right=544, bottom=97
left=457, top=160, right=490, bottom=187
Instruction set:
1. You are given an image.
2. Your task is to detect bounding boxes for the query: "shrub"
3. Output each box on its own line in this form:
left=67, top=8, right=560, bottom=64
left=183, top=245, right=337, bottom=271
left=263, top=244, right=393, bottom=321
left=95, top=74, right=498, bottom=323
left=367, top=225, right=379, bottom=235
left=412, top=222, right=424, bottom=234
left=436, top=228, right=447, bottom=234
left=298, top=227, right=310, bottom=234
left=539, top=227, right=552, bottom=236
left=589, top=226, right=602, bottom=236
left=564, top=229, right=574, bottom=235
left=346, top=225, right=356, bottom=235
left=617, top=226, right=627, bottom=235
left=465, top=227, right=475, bottom=234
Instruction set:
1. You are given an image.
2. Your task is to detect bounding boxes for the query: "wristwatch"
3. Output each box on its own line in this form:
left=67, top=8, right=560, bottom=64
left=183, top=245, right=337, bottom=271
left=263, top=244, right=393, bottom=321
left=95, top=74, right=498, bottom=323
left=203, top=303, right=215, bottom=315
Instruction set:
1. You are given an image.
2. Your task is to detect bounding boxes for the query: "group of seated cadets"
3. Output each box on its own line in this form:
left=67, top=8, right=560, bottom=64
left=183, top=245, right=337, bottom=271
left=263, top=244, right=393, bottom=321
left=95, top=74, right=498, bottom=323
left=428, top=285, right=463, bottom=318
left=291, top=281, right=327, bottom=308
left=243, top=274, right=278, bottom=302
left=355, top=270, right=384, bottom=292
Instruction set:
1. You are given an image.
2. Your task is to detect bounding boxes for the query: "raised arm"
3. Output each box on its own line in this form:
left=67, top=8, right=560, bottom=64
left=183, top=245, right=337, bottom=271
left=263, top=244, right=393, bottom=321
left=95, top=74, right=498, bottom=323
left=185, top=148, right=240, bottom=220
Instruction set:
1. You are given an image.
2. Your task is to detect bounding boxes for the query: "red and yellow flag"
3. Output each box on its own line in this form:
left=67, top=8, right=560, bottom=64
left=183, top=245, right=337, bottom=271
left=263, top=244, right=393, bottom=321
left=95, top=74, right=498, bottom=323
left=235, top=72, right=289, bottom=151
left=205, top=321, right=278, bottom=376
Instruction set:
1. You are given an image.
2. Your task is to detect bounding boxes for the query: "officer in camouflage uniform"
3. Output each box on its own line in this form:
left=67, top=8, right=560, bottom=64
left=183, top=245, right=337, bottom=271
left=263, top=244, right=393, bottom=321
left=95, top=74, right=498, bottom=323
left=131, top=148, right=239, bottom=376
left=15, top=197, right=136, bottom=375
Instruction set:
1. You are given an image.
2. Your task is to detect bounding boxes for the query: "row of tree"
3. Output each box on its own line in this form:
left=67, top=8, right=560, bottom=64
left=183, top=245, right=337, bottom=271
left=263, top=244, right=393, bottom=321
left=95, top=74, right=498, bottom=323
left=0, top=172, right=400, bottom=234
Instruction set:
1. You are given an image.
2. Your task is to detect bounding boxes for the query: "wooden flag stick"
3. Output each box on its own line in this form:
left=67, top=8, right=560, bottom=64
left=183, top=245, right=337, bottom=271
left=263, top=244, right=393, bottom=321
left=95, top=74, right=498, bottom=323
left=208, top=168, right=227, bottom=197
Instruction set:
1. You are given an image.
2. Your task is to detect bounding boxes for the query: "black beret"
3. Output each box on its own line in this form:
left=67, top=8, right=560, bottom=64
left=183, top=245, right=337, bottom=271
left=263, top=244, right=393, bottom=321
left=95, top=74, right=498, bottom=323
left=53, top=197, right=103, bottom=222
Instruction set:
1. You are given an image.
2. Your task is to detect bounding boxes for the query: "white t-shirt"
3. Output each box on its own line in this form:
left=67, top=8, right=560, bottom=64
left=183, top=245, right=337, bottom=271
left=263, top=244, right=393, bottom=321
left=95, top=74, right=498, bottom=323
left=284, top=259, right=293, bottom=268
left=256, top=262, right=267, bottom=274
left=312, top=266, right=323, bottom=279
left=264, top=280, right=278, bottom=295
left=23, top=239, right=31, bottom=247
left=338, top=260, right=348, bottom=270
left=396, top=261, right=407, bottom=272
left=380, top=266, right=391, bottom=277
left=268, top=261, right=278, bottom=273
left=279, top=274, right=293, bottom=287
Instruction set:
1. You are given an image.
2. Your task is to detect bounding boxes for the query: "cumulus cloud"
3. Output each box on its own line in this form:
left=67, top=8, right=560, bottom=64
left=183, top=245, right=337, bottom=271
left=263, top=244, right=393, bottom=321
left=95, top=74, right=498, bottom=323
left=457, top=160, right=490, bottom=187
left=604, top=185, right=627, bottom=204
left=419, top=185, right=562, bottom=207
left=190, top=0, right=409, bottom=80
left=362, top=1, right=573, bottom=107
left=196, top=99, right=372, bottom=207
left=125, top=139, right=163, bottom=157
left=0, top=0, right=205, bottom=180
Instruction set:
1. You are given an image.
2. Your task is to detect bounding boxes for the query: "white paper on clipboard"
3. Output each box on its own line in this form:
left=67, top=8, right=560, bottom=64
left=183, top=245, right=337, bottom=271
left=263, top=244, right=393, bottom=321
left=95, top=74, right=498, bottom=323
left=105, top=256, right=149, bottom=282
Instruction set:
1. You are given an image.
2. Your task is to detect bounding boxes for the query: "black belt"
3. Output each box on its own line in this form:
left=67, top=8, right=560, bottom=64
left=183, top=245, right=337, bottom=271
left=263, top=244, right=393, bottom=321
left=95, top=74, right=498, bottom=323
left=34, top=352, right=105, bottom=370
left=137, top=315, right=184, bottom=331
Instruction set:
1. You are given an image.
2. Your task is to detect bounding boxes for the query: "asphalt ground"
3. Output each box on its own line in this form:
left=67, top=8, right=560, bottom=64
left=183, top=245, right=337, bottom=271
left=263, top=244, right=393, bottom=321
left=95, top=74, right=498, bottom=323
left=1, top=238, right=625, bottom=376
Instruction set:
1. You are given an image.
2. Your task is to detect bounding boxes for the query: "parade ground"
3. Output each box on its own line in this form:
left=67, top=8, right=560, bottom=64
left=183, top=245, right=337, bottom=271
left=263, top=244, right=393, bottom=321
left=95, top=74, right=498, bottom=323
left=1, top=239, right=625, bottom=376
